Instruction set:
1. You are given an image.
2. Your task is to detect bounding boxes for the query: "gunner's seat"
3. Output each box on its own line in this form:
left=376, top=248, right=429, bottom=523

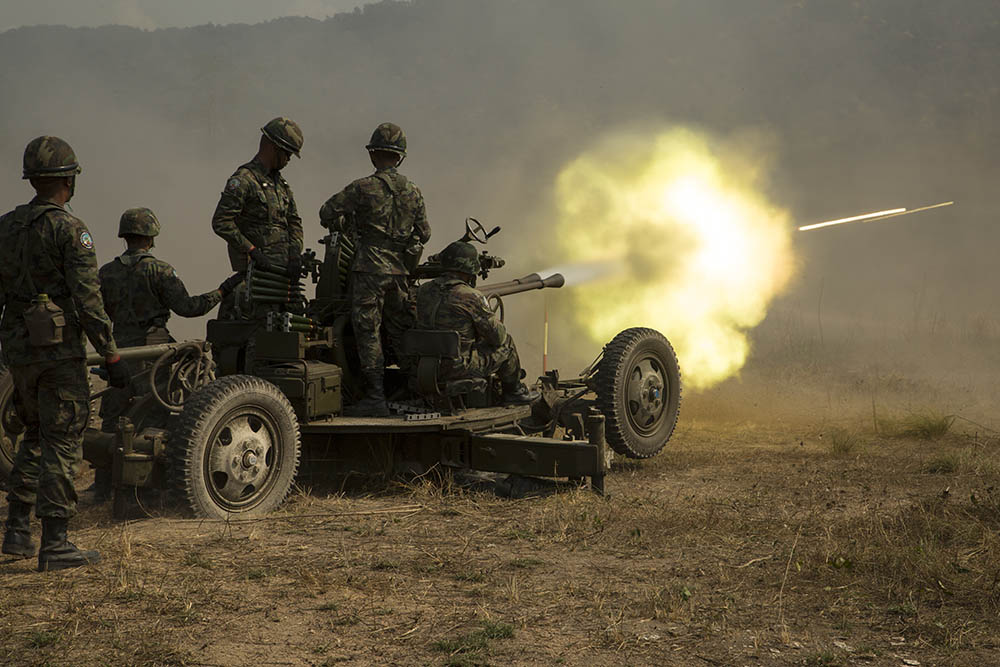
left=401, top=329, right=487, bottom=411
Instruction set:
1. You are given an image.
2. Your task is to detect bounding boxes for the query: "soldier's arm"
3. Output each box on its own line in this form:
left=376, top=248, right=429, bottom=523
left=466, top=291, right=506, bottom=348
left=155, top=262, right=222, bottom=318
left=211, top=174, right=254, bottom=253
left=60, top=217, right=117, bottom=357
left=286, top=188, right=304, bottom=257
left=412, top=186, right=431, bottom=244
left=318, top=183, right=358, bottom=232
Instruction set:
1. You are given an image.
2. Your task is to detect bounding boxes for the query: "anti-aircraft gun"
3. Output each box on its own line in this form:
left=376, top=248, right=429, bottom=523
left=0, top=218, right=681, bottom=519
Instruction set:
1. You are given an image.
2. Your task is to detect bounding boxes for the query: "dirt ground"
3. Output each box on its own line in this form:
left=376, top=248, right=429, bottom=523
left=2, top=342, right=1000, bottom=666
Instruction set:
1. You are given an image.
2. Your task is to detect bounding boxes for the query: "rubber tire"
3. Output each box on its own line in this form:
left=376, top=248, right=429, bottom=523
left=0, top=368, right=20, bottom=484
left=594, top=327, right=681, bottom=458
left=168, top=375, right=300, bottom=519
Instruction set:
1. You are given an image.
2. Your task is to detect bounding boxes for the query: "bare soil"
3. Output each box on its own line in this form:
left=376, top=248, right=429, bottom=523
left=3, top=358, right=1000, bottom=666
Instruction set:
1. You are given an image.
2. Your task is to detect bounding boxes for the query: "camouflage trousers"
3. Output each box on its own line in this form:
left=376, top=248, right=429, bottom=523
left=351, top=272, right=415, bottom=374
left=448, top=334, right=522, bottom=387
left=6, top=359, right=90, bottom=519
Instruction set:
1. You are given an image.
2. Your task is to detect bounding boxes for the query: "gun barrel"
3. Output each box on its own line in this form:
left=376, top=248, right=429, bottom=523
left=481, top=273, right=564, bottom=297
left=85, top=341, right=209, bottom=366
left=478, top=273, right=541, bottom=293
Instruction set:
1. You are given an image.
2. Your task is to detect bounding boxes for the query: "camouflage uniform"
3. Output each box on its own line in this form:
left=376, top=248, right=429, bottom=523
left=319, top=166, right=431, bottom=375
left=0, top=196, right=117, bottom=519
left=100, top=248, right=222, bottom=346
left=98, top=246, right=222, bottom=431
left=416, top=274, right=521, bottom=386
left=212, top=119, right=304, bottom=319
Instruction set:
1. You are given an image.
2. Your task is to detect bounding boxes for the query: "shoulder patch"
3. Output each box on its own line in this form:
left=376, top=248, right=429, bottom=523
left=226, top=177, right=242, bottom=192
left=80, top=231, right=94, bottom=250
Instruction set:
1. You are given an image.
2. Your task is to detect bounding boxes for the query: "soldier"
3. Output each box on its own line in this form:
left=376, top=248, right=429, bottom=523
left=415, top=241, right=537, bottom=403
left=90, top=207, right=242, bottom=500
left=212, top=117, right=304, bottom=319
left=0, top=136, right=130, bottom=571
left=319, top=122, right=431, bottom=416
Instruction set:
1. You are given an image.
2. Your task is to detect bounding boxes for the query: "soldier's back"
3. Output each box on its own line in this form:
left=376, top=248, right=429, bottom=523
left=0, top=200, right=100, bottom=363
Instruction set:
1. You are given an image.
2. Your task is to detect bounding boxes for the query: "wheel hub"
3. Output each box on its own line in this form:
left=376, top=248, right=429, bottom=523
left=209, top=413, right=275, bottom=505
left=242, top=450, right=259, bottom=468
left=626, top=355, right=668, bottom=434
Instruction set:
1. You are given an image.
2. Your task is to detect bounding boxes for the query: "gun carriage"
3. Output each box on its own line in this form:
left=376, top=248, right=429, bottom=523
left=0, top=219, right=681, bottom=519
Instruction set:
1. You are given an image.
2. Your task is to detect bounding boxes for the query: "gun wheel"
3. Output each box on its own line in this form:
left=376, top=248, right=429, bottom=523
left=0, top=368, right=23, bottom=484
left=168, top=375, right=300, bottom=519
left=594, top=327, right=681, bottom=458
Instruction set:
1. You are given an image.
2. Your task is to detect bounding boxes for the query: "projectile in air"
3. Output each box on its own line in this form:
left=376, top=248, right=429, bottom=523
left=798, top=201, right=954, bottom=232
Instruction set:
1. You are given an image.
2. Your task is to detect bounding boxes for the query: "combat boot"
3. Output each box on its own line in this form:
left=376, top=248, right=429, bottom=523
left=37, top=518, right=101, bottom=572
left=84, top=467, right=113, bottom=504
left=345, top=371, right=390, bottom=418
left=2, top=500, right=36, bottom=558
left=502, top=382, right=540, bottom=405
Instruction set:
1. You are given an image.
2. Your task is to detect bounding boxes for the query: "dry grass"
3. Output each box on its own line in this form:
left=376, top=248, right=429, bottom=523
left=2, top=414, right=1000, bottom=665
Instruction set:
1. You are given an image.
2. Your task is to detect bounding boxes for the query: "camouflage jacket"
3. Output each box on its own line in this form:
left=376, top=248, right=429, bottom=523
left=0, top=197, right=117, bottom=364
left=416, top=274, right=505, bottom=361
left=99, top=249, right=222, bottom=346
left=319, top=167, right=431, bottom=275
left=211, top=157, right=302, bottom=271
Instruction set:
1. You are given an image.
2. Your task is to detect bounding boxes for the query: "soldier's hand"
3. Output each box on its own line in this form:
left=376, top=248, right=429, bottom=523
left=218, top=273, right=244, bottom=298
left=104, top=356, right=132, bottom=389
left=286, top=256, right=302, bottom=280
left=249, top=247, right=272, bottom=271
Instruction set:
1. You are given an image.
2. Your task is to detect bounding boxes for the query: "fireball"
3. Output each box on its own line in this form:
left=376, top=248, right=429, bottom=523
left=553, top=128, right=794, bottom=389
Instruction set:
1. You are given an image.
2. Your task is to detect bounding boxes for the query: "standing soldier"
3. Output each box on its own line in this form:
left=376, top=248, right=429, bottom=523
left=319, top=123, right=431, bottom=416
left=0, top=136, right=130, bottom=571
left=212, top=117, right=305, bottom=319
left=416, top=242, right=537, bottom=403
left=90, top=207, right=242, bottom=500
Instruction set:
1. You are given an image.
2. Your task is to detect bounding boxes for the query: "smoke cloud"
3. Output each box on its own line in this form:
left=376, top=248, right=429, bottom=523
left=550, top=127, right=795, bottom=389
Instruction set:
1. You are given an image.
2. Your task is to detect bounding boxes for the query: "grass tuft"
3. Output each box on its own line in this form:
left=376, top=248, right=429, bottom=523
left=880, top=411, right=955, bottom=440
left=432, top=620, right=514, bottom=665
left=828, top=428, right=863, bottom=457
left=27, top=630, right=60, bottom=648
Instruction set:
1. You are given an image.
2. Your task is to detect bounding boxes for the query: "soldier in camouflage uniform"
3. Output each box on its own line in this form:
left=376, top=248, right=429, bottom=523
left=416, top=242, right=537, bottom=403
left=212, top=117, right=305, bottom=319
left=0, top=136, right=131, bottom=572
left=90, top=207, right=242, bottom=500
left=319, top=123, right=432, bottom=416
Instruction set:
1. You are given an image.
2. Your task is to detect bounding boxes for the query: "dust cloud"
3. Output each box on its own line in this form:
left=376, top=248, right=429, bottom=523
left=0, top=0, right=998, bottom=422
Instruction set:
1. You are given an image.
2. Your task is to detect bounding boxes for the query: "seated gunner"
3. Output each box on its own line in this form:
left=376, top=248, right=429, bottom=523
left=414, top=241, right=537, bottom=403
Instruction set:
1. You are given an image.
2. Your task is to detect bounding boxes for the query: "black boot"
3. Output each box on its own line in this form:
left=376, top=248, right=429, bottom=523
left=37, top=518, right=101, bottom=572
left=345, top=371, right=390, bottom=417
left=2, top=500, right=36, bottom=558
left=84, top=467, right=113, bottom=504
left=502, top=382, right=540, bottom=404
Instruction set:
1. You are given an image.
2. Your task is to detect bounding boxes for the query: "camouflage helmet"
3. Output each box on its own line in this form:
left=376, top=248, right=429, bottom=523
left=22, top=136, right=81, bottom=180
left=440, top=241, right=480, bottom=275
left=118, top=207, right=161, bottom=238
left=261, top=117, right=304, bottom=157
left=365, top=122, right=407, bottom=156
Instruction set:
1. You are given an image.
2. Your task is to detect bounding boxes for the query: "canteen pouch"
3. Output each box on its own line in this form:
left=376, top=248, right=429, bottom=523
left=23, top=296, right=65, bottom=346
